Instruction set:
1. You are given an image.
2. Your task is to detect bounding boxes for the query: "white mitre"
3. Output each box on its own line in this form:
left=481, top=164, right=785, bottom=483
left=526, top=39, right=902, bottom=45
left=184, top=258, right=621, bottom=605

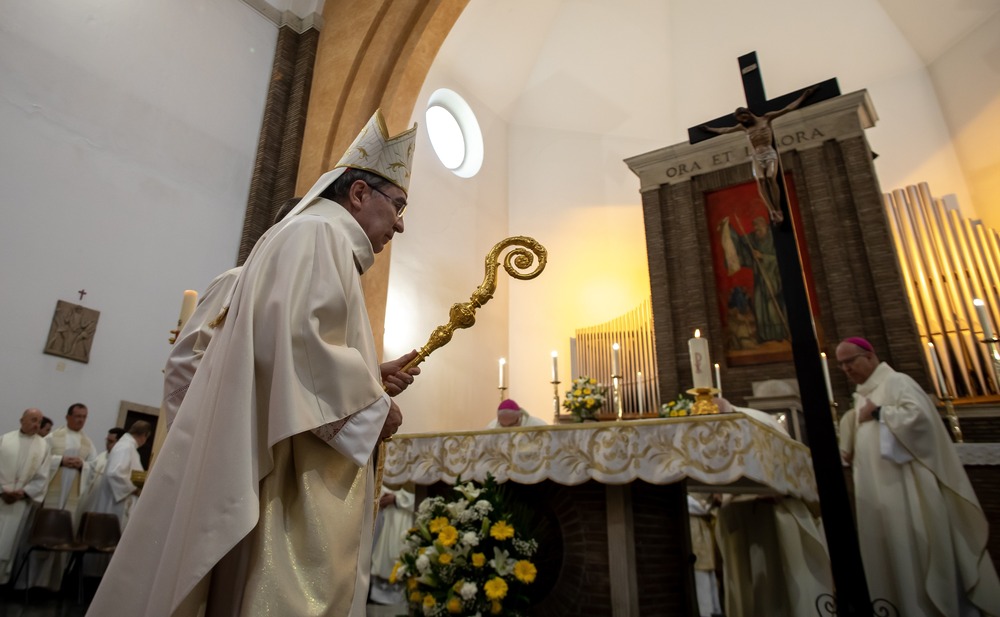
left=286, top=109, right=417, bottom=220
left=210, top=109, right=417, bottom=326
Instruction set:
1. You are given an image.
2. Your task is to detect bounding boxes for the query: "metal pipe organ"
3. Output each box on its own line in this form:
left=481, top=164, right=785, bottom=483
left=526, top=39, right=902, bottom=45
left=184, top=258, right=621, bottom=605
left=884, top=183, right=1000, bottom=401
left=572, top=298, right=660, bottom=416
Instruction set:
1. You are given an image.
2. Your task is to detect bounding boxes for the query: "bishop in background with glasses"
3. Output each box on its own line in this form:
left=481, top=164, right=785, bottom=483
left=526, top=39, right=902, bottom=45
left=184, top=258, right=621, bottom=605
left=89, top=110, right=421, bottom=617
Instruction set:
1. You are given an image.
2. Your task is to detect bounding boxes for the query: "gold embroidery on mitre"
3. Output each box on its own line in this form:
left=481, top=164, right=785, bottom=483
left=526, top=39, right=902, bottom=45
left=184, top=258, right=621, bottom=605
left=335, top=110, right=417, bottom=193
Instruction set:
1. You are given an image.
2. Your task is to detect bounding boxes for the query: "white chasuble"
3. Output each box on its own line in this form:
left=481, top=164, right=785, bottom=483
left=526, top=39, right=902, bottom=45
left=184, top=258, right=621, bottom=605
left=0, top=431, right=49, bottom=583
left=43, top=427, right=96, bottom=513
left=77, top=433, right=143, bottom=527
left=88, top=199, right=388, bottom=617
left=852, top=362, right=1000, bottom=616
left=162, top=267, right=240, bottom=427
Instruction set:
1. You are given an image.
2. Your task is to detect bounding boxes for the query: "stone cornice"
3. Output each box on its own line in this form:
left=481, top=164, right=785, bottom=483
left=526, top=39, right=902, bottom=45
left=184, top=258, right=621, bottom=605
left=624, top=90, right=878, bottom=192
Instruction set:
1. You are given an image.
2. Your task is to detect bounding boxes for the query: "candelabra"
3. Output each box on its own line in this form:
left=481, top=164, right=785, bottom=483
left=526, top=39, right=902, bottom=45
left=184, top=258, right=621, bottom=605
left=941, top=395, right=963, bottom=443
left=611, top=374, right=624, bottom=420
left=686, top=387, right=720, bottom=415
left=551, top=380, right=561, bottom=423
left=985, top=337, right=1000, bottom=394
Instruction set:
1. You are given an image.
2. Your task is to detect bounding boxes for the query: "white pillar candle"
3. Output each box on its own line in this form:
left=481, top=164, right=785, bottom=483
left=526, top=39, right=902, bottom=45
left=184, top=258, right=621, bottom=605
left=974, top=299, right=996, bottom=340
left=689, top=330, right=712, bottom=389
left=498, top=357, right=506, bottom=389
left=611, top=343, right=621, bottom=376
left=178, top=290, right=198, bottom=329
left=928, top=343, right=949, bottom=396
left=820, top=352, right=834, bottom=402
left=551, top=351, right=558, bottom=382
left=637, top=371, right=644, bottom=414
left=714, top=363, right=722, bottom=397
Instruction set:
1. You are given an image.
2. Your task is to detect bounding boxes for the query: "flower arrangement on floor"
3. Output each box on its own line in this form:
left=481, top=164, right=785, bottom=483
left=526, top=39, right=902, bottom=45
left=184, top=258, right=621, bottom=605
left=562, top=376, right=608, bottom=421
left=660, top=393, right=694, bottom=417
left=393, top=475, right=538, bottom=616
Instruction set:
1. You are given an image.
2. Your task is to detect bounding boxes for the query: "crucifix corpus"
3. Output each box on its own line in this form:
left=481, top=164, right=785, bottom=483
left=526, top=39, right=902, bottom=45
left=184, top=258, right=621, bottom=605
left=692, top=52, right=879, bottom=616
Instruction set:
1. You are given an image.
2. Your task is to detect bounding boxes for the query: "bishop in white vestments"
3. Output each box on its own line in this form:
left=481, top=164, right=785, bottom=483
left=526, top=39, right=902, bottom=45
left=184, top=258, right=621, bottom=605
left=837, top=337, right=1000, bottom=616
left=0, top=409, right=50, bottom=583
left=88, top=109, right=420, bottom=617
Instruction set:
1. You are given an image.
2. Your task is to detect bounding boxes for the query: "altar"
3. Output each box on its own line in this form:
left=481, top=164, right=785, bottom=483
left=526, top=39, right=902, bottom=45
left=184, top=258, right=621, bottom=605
left=384, top=414, right=818, bottom=616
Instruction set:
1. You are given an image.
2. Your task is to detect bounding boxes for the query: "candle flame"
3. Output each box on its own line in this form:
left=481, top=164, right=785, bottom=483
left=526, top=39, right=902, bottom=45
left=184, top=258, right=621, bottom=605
left=927, top=342, right=935, bottom=349
left=499, top=357, right=506, bottom=365
left=714, top=362, right=719, bottom=368
left=820, top=352, right=827, bottom=358
left=551, top=350, right=558, bottom=358
left=974, top=298, right=985, bottom=306
left=612, top=342, right=620, bottom=350
left=694, top=329, right=701, bottom=338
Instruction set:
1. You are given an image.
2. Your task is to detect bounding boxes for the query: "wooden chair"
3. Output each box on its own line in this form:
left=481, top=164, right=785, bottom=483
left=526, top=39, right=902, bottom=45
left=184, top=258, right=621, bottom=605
left=9, top=508, right=87, bottom=602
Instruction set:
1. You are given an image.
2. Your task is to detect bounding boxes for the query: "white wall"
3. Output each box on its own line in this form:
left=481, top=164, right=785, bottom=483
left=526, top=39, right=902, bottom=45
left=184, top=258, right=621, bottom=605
left=927, top=10, right=1000, bottom=229
left=0, top=1, right=276, bottom=440
left=388, top=79, right=512, bottom=434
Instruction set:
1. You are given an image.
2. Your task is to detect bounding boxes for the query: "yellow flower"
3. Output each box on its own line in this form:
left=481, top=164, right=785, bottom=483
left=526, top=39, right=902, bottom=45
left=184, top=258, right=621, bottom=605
left=408, top=577, right=419, bottom=591
left=447, top=597, right=463, bottom=613
left=588, top=378, right=596, bottom=384
left=484, top=577, right=508, bottom=600
left=490, top=520, right=515, bottom=541
left=423, top=594, right=436, bottom=608
left=409, top=591, right=422, bottom=603
left=429, top=516, right=450, bottom=533
left=667, top=400, right=676, bottom=407
left=513, top=559, right=537, bottom=584
left=389, top=561, right=401, bottom=584
left=438, top=552, right=453, bottom=565
left=573, top=389, right=582, bottom=396
left=583, top=387, right=592, bottom=395
left=438, top=525, right=459, bottom=546
left=491, top=599, right=503, bottom=614
left=471, top=552, right=486, bottom=567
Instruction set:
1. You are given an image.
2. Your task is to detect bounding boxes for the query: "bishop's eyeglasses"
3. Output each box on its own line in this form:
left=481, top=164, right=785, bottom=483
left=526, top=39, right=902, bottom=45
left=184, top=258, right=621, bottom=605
left=371, top=184, right=408, bottom=219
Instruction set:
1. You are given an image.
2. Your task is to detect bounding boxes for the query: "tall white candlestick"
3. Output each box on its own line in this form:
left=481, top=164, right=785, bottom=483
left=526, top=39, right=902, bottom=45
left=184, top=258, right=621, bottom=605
left=974, top=299, right=996, bottom=340
left=551, top=351, right=559, bottom=382
left=928, top=343, right=948, bottom=397
left=714, top=363, right=722, bottom=397
left=178, top=290, right=198, bottom=329
left=498, top=357, right=506, bottom=389
left=820, top=352, right=834, bottom=402
left=611, top=343, right=621, bottom=376
left=688, top=330, right=712, bottom=389
left=637, top=371, right=644, bottom=414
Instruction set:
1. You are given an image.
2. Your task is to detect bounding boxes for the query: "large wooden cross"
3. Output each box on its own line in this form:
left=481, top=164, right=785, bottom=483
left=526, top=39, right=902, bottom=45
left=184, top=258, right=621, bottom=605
left=695, top=53, right=878, bottom=616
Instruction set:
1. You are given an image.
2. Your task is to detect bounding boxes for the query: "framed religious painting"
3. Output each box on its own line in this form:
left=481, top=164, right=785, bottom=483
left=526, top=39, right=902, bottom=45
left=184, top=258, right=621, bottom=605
left=43, top=300, right=100, bottom=363
left=704, top=175, right=820, bottom=366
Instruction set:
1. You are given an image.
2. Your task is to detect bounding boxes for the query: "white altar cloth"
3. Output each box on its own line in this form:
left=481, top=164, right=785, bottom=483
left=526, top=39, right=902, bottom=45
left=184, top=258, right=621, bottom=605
left=384, top=413, right=817, bottom=501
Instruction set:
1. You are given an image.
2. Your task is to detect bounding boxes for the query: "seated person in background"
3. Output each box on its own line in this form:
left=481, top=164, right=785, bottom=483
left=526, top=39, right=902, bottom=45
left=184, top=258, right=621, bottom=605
left=487, top=399, right=547, bottom=428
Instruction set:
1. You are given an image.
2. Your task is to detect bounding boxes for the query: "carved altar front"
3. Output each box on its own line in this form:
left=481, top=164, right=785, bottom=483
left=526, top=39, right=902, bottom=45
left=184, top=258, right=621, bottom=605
left=385, top=415, right=816, bottom=617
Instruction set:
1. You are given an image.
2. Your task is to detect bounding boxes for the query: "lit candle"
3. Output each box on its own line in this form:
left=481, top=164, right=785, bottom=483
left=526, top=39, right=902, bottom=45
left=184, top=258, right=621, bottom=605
left=551, top=351, right=559, bottom=382
left=611, top=343, right=621, bottom=376
left=714, top=363, right=722, bottom=397
left=974, top=299, right=996, bottom=341
left=498, top=357, right=506, bottom=389
left=820, top=352, right=834, bottom=402
left=688, top=330, right=712, bottom=389
left=927, top=343, right=949, bottom=397
left=178, top=290, right=198, bottom=329
left=637, top=371, right=645, bottom=414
